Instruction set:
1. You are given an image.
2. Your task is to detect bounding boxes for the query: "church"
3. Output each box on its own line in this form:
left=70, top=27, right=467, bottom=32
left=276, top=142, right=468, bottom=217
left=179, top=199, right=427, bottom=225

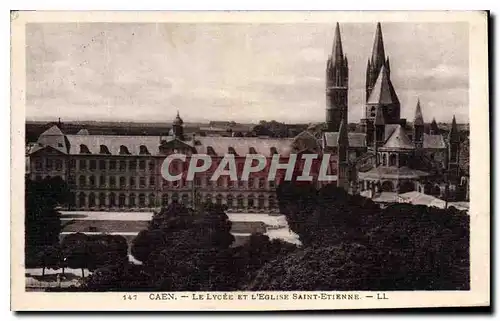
left=321, top=22, right=465, bottom=202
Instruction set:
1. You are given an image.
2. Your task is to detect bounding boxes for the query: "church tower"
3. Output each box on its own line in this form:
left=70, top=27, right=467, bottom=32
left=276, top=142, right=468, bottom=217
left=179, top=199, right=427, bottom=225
left=413, top=99, right=424, bottom=148
left=326, top=22, right=349, bottom=132
left=172, top=111, right=185, bottom=140
left=429, top=118, right=439, bottom=135
left=366, top=22, right=386, bottom=100
left=447, top=115, right=461, bottom=179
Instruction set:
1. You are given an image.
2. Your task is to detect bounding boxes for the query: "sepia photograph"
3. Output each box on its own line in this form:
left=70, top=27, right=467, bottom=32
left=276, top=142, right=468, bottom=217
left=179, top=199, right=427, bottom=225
left=11, top=11, right=489, bottom=310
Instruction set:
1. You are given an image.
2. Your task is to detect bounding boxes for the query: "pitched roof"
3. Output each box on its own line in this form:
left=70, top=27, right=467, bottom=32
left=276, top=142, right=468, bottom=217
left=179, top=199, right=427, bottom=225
left=384, top=124, right=399, bottom=141
left=40, top=125, right=64, bottom=137
left=66, top=135, right=163, bottom=155
left=367, top=65, right=395, bottom=105
left=37, top=125, right=68, bottom=154
left=381, top=125, right=415, bottom=150
left=423, top=133, right=446, bottom=149
left=323, top=132, right=366, bottom=148
left=399, top=191, right=446, bottom=208
left=196, top=136, right=294, bottom=157
left=414, top=99, right=424, bottom=126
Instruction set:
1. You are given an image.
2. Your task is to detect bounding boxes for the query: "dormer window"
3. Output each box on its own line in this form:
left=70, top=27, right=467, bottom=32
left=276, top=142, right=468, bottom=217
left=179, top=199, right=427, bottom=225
left=139, top=145, right=150, bottom=155
left=119, top=145, right=130, bottom=155
left=99, top=145, right=111, bottom=154
left=249, top=147, right=257, bottom=154
left=79, top=144, right=91, bottom=154
left=206, top=146, right=216, bottom=156
left=228, top=147, right=237, bottom=155
left=270, top=147, right=278, bottom=155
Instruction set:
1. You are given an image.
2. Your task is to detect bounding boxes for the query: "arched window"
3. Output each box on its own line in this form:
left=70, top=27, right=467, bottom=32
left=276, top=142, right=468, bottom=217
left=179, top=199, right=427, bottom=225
left=98, top=192, right=106, bottom=207
left=162, top=193, right=169, bottom=206
left=109, top=176, right=116, bottom=187
left=268, top=195, right=276, bottom=208
left=227, top=194, right=234, bottom=208
left=130, top=177, right=136, bottom=188
left=99, top=175, right=106, bottom=187
left=138, top=194, right=146, bottom=208
left=88, top=193, right=96, bottom=208
left=172, top=192, right=179, bottom=203
left=139, top=145, right=150, bottom=155
left=119, top=176, right=126, bottom=188
left=258, top=195, right=265, bottom=209
left=381, top=181, right=394, bottom=192
left=247, top=194, right=255, bottom=208
left=78, top=192, right=86, bottom=208
left=181, top=194, right=189, bottom=205
left=129, top=194, right=136, bottom=207
left=149, top=194, right=156, bottom=207
left=258, top=177, right=265, bottom=189
left=119, top=193, right=126, bottom=207
left=79, top=175, right=86, bottom=187
left=248, top=177, right=255, bottom=189
left=109, top=193, right=116, bottom=207
left=216, top=194, right=223, bottom=205
left=205, top=194, right=212, bottom=204
left=382, top=154, right=387, bottom=166
left=370, top=106, right=376, bottom=117
left=237, top=194, right=244, bottom=208
left=389, top=154, right=397, bottom=167
left=89, top=175, right=96, bottom=187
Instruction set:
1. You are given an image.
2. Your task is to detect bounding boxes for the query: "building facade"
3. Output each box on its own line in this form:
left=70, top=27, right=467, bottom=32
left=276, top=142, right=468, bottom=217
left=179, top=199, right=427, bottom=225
left=27, top=22, right=468, bottom=211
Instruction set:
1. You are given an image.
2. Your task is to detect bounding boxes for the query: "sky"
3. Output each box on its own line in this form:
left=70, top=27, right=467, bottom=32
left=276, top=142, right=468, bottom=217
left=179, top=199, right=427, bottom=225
left=26, top=22, right=469, bottom=124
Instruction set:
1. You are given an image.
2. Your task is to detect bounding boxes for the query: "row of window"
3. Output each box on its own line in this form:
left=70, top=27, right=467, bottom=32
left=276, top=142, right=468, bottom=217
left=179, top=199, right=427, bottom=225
left=34, top=158, right=64, bottom=171
left=71, top=174, right=277, bottom=189
left=72, top=175, right=156, bottom=188
left=75, top=192, right=276, bottom=209
left=34, top=158, right=156, bottom=172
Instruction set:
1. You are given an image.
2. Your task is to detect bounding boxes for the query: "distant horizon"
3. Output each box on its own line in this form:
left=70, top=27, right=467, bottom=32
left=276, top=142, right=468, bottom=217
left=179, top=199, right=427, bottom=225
left=25, top=117, right=469, bottom=126
left=27, top=22, right=469, bottom=124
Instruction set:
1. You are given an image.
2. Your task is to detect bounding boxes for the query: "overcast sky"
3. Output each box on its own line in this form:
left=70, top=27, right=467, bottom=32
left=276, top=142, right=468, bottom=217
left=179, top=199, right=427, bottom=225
left=26, top=22, right=469, bottom=124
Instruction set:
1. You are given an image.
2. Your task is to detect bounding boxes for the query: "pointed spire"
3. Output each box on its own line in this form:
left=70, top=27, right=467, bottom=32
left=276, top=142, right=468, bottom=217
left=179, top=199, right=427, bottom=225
left=448, top=115, right=459, bottom=143
left=414, top=98, right=424, bottom=126
left=385, top=56, right=390, bottom=74
left=173, top=110, right=184, bottom=125
left=331, top=22, right=344, bottom=66
left=374, top=107, right=385, bottom=125
left=430, top=117, right=439, bottom=134
left=371, top=22, right=386, bottom=70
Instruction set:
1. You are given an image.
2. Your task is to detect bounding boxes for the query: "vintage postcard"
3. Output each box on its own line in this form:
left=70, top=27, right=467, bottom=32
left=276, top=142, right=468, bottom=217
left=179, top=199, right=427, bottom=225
left=11, top=11, right=489, bottom=311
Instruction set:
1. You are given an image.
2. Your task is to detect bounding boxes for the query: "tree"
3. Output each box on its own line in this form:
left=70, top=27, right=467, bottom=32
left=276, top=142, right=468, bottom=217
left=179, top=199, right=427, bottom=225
left=36, top=245, right=62, bottom=277
left=131, top=229, right=167, bottom=264
left=25, top=177, right=71, bottom=264
left=61, top=233, right=90, bottom=277
left=270, top=182, right=470, bottom=290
